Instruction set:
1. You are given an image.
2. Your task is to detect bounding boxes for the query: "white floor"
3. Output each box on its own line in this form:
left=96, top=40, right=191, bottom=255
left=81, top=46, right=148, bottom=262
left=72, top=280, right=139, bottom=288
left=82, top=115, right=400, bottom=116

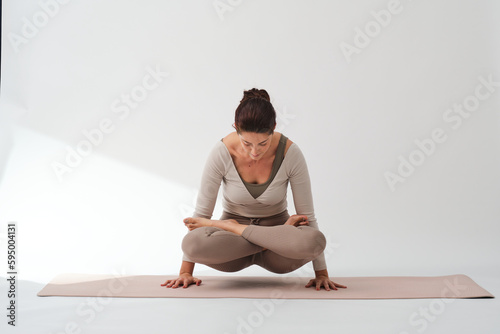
left=1, top=266, right=498, bottom=334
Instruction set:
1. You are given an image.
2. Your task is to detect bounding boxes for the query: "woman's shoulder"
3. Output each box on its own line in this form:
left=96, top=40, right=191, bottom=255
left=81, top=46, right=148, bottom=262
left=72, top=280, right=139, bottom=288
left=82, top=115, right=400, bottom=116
left=283, top=134, right=293, bottom=156
left=221, top=131, right=237, bottom=144
left=221, top=132, right=238, bottom=156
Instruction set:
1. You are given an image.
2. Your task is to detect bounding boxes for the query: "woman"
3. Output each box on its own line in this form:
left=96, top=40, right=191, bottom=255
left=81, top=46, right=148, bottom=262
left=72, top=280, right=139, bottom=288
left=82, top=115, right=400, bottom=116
left=161, top=89, right=346, bottom=291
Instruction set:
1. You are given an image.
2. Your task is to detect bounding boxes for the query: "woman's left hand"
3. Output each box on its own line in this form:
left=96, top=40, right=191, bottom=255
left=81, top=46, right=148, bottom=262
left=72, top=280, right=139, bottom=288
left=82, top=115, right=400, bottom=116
left=305, top=275, right=347, bottom=291
left=284, top=214, right=309, bottom=227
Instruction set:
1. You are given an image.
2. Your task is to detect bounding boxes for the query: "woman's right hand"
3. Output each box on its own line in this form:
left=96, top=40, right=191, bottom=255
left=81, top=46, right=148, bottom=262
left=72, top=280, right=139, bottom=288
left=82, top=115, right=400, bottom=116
left=161, top=273, right=202, bottom=289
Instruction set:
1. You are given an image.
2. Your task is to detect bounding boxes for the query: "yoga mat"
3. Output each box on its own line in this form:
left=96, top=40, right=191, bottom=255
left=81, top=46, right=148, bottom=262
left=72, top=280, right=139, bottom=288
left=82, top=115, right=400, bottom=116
left=37, top=273, right=494, bottom=299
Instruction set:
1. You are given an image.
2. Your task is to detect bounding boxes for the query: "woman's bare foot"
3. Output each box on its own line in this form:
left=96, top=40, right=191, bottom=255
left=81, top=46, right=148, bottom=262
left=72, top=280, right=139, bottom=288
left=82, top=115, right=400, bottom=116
left=183, top=217, right=214, bottom=231
left=284, top=214, right=309, bottom=227
left=183, top=217, right=247, bottom=235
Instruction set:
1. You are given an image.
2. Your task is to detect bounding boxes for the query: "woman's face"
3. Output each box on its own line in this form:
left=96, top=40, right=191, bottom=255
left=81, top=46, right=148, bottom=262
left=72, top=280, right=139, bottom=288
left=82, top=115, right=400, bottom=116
left=238, top=131, right=273, bottom=161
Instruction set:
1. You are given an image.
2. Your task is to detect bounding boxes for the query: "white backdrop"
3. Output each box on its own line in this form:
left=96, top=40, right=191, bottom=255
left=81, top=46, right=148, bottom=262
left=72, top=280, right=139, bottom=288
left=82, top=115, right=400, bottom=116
left=1, top=0, right=499, bottom=284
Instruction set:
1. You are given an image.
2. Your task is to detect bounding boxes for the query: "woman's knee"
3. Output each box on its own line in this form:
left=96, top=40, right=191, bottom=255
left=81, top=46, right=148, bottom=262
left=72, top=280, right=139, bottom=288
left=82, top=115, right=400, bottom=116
left=181, top=227, right=220, bottom=261
left=298, top=228, right=327, bottom=258
left=313, top=230, right=327, bottom=256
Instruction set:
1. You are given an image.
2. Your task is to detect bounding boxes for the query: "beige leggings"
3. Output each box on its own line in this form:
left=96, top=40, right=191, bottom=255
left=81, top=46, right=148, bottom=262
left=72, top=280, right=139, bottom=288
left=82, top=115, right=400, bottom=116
left=181, top=210, right=326, bottom=274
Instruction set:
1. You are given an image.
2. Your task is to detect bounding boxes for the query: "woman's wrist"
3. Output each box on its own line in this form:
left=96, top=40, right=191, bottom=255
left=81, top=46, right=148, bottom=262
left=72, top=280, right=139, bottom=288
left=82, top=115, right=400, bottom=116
left=314, top=269, right=329, bottom=278
left=179, top=261, right=195, bottom=276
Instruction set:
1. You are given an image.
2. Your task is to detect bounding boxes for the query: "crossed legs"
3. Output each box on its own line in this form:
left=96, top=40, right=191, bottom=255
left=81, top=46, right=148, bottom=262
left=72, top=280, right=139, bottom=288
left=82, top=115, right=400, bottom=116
left=181, top=215, right=326, bottom=274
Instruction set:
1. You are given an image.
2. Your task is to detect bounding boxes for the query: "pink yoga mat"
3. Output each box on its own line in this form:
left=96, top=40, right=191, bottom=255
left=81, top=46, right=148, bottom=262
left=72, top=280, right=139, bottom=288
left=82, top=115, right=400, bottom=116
left=37, top=273, right=494, bottom=299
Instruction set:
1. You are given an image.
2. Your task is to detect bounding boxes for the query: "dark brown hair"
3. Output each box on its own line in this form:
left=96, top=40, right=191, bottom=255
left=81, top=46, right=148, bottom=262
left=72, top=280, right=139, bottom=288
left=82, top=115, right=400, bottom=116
left=234, top=88, right=276, bottom=135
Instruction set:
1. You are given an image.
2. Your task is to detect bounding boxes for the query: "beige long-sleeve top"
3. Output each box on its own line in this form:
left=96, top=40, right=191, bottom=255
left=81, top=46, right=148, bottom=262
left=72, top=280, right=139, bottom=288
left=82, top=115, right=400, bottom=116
left=183, top=136, right=327, bottom=271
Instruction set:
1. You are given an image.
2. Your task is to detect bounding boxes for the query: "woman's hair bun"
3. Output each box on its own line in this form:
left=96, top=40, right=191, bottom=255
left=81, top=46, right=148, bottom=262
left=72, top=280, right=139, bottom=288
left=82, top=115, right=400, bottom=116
left=241, top=88, right=270, bottom=103
left=234, top=88, right=276, bottom=134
